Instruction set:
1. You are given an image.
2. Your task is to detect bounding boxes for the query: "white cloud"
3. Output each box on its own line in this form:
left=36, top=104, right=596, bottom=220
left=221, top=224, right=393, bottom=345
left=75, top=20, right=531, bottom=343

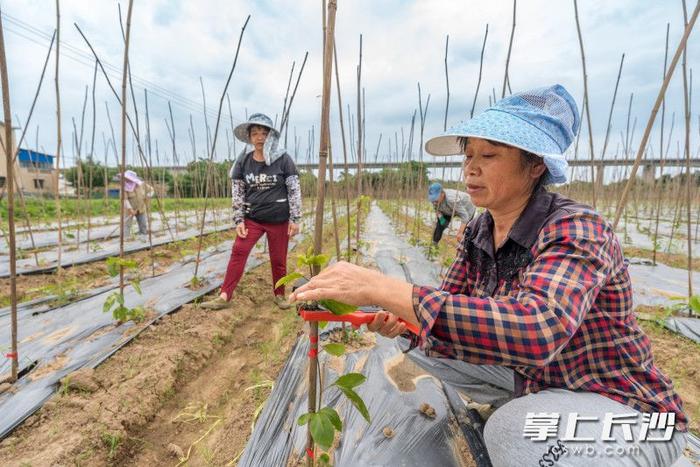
left=0, top=0, right=697, bottom=179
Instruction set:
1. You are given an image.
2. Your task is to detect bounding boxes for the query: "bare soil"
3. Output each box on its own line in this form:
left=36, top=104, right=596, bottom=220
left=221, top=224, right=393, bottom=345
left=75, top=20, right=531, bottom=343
left=0, top=261, right=302, bottom=467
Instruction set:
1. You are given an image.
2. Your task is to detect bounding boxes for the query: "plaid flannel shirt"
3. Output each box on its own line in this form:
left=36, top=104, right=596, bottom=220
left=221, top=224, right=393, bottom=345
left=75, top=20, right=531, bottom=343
left=411, top=188, right=687, bottom=431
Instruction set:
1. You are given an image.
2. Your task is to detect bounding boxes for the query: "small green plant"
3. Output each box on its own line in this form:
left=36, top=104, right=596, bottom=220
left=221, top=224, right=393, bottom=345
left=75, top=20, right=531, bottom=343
left=103, top=257, right=145, bottom=323
left=276, top=249, right=370, bottom=463
left=101, top=432, right=121, bottom=459
left=276, top=247, right=356, bottom=316
left=297, top=373, right=370, bottom=458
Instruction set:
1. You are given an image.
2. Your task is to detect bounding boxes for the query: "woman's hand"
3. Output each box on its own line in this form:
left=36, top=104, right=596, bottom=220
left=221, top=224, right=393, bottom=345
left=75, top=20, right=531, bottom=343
left=236, top=222, right=248, bottom=238
left=289, top=261, right=377, bottom=306
left=366, top=311, right=407, bottom=338
left=288, top=222, right=299, bottom=236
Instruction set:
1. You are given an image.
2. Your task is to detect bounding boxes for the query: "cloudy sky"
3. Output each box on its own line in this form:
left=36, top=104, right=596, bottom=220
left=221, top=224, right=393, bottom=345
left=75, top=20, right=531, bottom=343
left=2, top=0, right=699, bottom=181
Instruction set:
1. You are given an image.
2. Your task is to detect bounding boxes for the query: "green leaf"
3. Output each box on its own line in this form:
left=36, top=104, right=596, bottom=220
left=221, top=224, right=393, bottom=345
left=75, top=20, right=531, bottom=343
left=319, top=321, right=328, bottom=329
left=297, top=255, right=310, bottom=268
left=309, top=412, right=335, bottom=451
left=103, top=293, right=117, bottom=313
left=690, top=295, right=700, bottom=313
left=116, top=293, right=125, bottom=305
left=334, top=373, right=366, bottom=390
left=131, top=279, right=142, bottom=295
left=65, top=232, right=75, bottom=239
left=323, top=343, right=345, bottom=357
left=319, top=299, right=356, bottom=316
left=106, top=257, right=120, bottom=277
left=319, top=407, right=342, bottom=431
left=338, top=386, right=370, bottom=423
left=297, top=412, right=313, bottom=426
left=275, top=271, right=305, bottom=290
left=318, top=453, right=331, bottom=466
left=307, top=254, right=330, bottom=268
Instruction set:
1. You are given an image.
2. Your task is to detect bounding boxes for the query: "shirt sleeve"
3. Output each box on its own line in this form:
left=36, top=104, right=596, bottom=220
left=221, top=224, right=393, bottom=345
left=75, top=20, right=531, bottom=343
left=452, top=193, right=475, bottom=223
left=283, top=155, right=302, bottom=224
left=412, top=211, right=614, bottom=368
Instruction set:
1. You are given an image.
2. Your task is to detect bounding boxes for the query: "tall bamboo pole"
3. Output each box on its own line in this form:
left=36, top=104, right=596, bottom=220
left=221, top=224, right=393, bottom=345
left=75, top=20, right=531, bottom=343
left=118, top=0, right=134, bottom=295
left=443, top=34, right=450, bottom=131
left=354, top=34, right=363, bottom=263
left=54, top=0, right=63, bottom=277
left=651, top=23, right=669, bottom=266
left=0, top=7, right=18, bottom=382
left=333, top=42, right=352, bottom=260
left=573, top=0, right=597, bottom=208
left=307, top=0, right=337, bottom=461
left=681, top=0, right=694, bottom=300
left=613, top=0, right=700, bottom=229
left=193, top=15, right=250, bottom=279
left=471, top=24, right=489, bottom=119
left=501, top=0, right=516, bottom=98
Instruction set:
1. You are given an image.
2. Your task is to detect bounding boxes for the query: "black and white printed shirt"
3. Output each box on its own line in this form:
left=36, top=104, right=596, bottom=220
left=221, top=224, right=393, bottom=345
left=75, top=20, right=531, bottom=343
left=230, top=151, right=302, bottom=225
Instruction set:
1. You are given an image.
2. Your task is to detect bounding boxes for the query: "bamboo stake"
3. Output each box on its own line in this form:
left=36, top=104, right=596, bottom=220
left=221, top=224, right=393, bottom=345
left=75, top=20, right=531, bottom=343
left=681, top=0, right=694, bottom=300
left=193, top=15, right=250, bottom=279
left=333, top=42, right=352, bottom=260
left=613, top=0, right=700, bottom=229
left=0, top=6, right=18, bottom=382
left=54, top=0, right=63, bottom=277
left=307, top=1, right=337, bottom=461
left=118, top=0, right=134, bottom=295
left=355, top=34, right=362, bottom=263
left=573, top=0, right=597, bottom=208
left=443, top=34, right=450, bottom=131
left=471, top=24, right=488, bottom=119
left=501, top=0, right=516, bottom=98
left=87, top=60, right=97, bottom=252
left=281, top=52, right=309, bottom=147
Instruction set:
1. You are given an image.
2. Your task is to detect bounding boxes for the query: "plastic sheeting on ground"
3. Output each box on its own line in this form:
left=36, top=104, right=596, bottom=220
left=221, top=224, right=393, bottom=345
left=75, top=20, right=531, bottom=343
left=0, top=215, right=233, bottom=278
left=239, top=325, right=487, bottom=467
left=0, top=228, right=307, bottom=440
left=663, top=316, right=700, bottom=344
left=1, top=209, right=230, bottom=253
left=239, top=204, right=490, bottom=466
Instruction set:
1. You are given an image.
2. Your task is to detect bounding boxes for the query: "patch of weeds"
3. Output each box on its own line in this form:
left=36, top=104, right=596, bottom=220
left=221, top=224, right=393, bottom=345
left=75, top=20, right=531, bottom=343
left=101, top=432, right=121, bottom=459
left=102, top=257, right=145, bottom=323
left=197, top=445, right=215, bottom=465
left=74, top=447, right=95, bottom=464
left=58, top=377, right=71, bottom=396
left=211, top=334, right=225, bottom=346
left=162, top=386, right=176, bottom=400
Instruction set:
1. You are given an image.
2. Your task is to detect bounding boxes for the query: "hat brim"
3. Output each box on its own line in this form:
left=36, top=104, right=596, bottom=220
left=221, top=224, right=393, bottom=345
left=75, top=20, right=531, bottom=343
left=234, top=122, right=279, bottom=144
left=424, top=109, right=569, bottom=184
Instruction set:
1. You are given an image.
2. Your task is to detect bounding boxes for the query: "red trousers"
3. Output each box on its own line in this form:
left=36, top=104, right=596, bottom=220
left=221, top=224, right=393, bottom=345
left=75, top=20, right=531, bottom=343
left=220, top=219, right=290, bottom=299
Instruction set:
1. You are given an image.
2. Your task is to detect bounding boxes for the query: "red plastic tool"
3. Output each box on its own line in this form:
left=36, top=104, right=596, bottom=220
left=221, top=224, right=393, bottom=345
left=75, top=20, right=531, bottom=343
left=299, top=309, right=420, bottom=336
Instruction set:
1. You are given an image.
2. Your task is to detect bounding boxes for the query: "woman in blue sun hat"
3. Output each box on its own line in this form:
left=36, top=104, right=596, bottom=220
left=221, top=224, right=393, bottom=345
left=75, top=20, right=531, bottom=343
left=291, top=85, right=688, bottom=466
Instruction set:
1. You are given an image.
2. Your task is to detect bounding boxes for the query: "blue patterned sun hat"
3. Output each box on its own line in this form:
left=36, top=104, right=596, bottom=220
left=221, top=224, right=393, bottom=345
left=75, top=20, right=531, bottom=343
left=425, top=84, right=580, bottom=184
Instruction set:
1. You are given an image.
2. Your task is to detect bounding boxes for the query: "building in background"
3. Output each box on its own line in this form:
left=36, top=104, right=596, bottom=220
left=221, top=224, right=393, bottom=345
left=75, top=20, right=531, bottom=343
left=0, top=121, right=60, bottom=196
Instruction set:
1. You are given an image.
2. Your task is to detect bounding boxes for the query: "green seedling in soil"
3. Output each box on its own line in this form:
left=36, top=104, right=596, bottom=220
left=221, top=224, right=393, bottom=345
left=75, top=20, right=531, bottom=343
left=101, top=432, right=121, bottom=459
left=102, top=257, right=145, bottom=323
left=276, top=249, right=371, bottom=463
left=276, top=247, right=356, bottom=317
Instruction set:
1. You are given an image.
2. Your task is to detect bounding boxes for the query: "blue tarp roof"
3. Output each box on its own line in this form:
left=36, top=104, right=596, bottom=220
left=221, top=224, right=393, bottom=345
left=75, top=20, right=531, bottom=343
left=17, top=149, right=53, bottom=164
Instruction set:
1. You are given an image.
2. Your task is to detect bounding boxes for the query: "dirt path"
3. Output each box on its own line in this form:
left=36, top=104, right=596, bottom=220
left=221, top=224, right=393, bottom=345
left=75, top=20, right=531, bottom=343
left=0, top=259, right=302, bottom=467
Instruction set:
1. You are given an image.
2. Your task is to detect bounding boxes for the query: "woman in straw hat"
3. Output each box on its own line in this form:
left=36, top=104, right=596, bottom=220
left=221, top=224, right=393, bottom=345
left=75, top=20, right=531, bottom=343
left=291, top=85, right=687, bottom=466
left=202, top=113, right=301, bottom=310
left=117, top=169, right=153, bottom=241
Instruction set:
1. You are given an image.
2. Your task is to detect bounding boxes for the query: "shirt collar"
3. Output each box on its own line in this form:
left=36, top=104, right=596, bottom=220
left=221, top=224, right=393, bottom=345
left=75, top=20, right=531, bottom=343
left=470, top=188, right=553, bottom=255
